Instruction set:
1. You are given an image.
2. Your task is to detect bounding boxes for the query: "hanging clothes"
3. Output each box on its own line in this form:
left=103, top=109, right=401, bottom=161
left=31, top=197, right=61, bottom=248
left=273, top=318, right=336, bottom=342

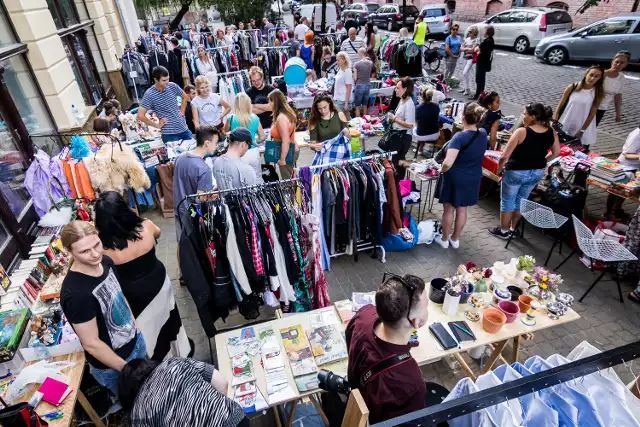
left=25, top=150, right=72, bottom=216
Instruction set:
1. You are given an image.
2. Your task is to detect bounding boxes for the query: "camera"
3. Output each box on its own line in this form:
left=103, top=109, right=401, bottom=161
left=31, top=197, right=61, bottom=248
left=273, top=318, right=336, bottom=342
left=317, top=369, right=351, bottom=395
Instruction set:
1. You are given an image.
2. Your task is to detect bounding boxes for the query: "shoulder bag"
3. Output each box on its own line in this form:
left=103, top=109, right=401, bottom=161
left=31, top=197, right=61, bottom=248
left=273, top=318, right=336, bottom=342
left=434, top=130, right=480, bottom=164
left=378, top=125, right=407, bottom=153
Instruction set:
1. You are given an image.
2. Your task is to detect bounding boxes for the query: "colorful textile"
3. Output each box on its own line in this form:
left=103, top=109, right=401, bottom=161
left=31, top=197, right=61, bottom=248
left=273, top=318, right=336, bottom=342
left=311, top=134, right=352, bottom=167
left=24, top=150, right=72, bottom=216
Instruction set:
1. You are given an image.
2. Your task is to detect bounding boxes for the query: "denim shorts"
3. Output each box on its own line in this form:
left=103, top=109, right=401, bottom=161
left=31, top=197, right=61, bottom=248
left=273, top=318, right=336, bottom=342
left=89, top=333, right=147, bottom=398
left=352, top=84, right=370, bottom=107
left=500, top=169, right=545, bottom=212
left=162, top=129, right=193, bottom=143
left=335, top=100, right=347, bottom=111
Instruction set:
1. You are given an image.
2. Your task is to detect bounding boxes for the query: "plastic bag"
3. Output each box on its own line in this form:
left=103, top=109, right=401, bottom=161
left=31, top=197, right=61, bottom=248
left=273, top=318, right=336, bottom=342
left=594, top=220, right=627, bottom=243
left=417, top=219, right=441, bottom=245
left=264, top=290, right=280, bottom=308
left=382, top=213, right=419, bottom=252
left=5, top=360, right=76, bottom=404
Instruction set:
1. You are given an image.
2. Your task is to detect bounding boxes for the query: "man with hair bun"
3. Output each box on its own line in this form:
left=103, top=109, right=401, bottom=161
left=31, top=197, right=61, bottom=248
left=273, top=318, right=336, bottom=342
left=345, top=274, right=429, bottom=424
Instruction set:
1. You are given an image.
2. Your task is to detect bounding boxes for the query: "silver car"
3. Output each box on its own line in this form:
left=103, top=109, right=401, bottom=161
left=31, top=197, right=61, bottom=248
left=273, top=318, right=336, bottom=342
left=535, top=13, right=640, bottom=65
left=474, top=7, right=573, bottom=54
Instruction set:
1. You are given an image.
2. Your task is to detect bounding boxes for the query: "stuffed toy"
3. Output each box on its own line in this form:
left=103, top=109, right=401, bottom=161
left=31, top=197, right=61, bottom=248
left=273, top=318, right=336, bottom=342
left=85, top=142, right=150, bottom=193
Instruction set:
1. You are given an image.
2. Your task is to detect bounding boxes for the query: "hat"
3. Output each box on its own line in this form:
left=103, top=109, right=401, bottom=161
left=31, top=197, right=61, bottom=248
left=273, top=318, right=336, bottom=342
left=228, top=127, right=254, bottom=146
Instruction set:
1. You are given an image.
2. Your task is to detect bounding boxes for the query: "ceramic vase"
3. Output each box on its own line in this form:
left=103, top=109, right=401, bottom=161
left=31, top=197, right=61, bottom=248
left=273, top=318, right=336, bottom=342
left=443, top=292, right=461, bottom=316
left=475, top=278, right=487, bottom=293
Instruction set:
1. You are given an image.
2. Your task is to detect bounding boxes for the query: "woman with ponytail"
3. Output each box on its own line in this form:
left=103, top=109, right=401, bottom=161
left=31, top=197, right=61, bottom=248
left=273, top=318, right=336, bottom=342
left=488, top=103, right=561, bottom=239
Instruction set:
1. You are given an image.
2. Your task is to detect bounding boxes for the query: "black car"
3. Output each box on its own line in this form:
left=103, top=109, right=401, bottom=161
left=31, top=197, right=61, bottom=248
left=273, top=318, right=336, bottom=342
left=341, top=3, right=379, bottom=25
left=369, top=4, right=420, bottom=31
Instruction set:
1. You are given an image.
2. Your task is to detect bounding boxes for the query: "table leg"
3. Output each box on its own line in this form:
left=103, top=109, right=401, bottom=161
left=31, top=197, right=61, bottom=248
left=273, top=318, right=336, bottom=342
left=77, top=390, right=107, bottom=427
left=427, top=179, right=436, bottom=213
left=512, top=335, right=521, bottom=364
left=274, top=404, right=283, bottom=427
left=453, top=353, right=476, bottom=381
left=418, top=179, right=424, bottom=221
left=286, top=399, right=299, bottom=427
left=481, top=340, right=508, bottom=374
left=309, top=393, right=330, bottom=426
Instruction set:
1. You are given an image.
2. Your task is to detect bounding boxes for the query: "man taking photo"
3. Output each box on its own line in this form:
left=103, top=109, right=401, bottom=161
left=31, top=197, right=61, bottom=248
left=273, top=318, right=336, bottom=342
left=345, top=274, right=429, bottom=424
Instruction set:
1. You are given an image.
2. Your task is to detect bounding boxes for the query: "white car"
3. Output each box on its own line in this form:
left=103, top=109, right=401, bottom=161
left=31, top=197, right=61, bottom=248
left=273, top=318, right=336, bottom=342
left=419, top=3, right=451, bottom=36
left=473, top=7, right=573, bottom=53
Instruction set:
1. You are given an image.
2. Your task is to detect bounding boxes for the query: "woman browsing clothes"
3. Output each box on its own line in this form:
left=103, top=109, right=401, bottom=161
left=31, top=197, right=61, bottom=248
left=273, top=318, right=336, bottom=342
left=195, top=46, right=218, bottom=89
left=308, top=94, right=350, bottom=152
left=435, top=103, right=488, bottom=249
left=487, top=103, right=561, bottom=239
left=95, top=192, right=192, bottom=360
left=224, top=92, right=266, bottom=144
left=554, top=65, right=604, bottom=150
left=333, top=52, right=354, bottom=118
left=269, top=89, right=299, bottom=179
left=60, top=221, right=147, bottom=398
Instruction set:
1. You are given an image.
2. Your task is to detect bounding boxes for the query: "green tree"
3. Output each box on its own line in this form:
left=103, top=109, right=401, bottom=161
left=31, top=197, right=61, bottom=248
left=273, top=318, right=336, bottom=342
left=134, top=0, right=271, bottom=30
left=576, top=0, right=609, bottom=14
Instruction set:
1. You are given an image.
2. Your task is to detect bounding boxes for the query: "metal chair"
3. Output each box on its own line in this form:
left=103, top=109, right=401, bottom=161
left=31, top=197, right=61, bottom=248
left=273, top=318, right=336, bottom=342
left=555, top=215, right=638, bottom=303
left=505, top=199, right=569, bottom=266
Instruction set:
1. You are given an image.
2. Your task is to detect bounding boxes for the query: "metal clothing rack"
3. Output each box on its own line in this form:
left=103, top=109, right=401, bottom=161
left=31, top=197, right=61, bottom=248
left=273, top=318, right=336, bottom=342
left=369, top=340, right=640, bottom=427
left=216, top=70, right=248, bottom=77
left=257, top=46, right=290, bottom=50
left=306, top=151, right=397, bottom=263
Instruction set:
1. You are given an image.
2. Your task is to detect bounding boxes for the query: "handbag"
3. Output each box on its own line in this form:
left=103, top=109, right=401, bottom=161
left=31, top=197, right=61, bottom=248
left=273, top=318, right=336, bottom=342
left=434, top=130, right=480, bottom=164
left=377, top=126, right=406, bottom=152
left=556, top=83, right=577, bottom=120
left=472, top=51, right=478, bottom=64
left=0, top=398, right=48, bottom=427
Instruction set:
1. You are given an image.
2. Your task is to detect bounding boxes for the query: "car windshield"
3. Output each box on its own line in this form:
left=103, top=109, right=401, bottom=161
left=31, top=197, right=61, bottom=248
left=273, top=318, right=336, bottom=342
left=423, top=8, right=445, bottom=17
left=400, top=5, right=419, bottom=14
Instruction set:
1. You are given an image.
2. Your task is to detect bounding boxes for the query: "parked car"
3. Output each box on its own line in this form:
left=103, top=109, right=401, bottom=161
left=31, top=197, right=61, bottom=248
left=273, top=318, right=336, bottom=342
left=535, top=13, right=640, bottom=65
left=419, top=3, right=451, bottom=36
left=341, top=3, right=379, bottom=25
left=473, top=7, right=572, bottom=54
left=369, top=4, right=420, bottom=32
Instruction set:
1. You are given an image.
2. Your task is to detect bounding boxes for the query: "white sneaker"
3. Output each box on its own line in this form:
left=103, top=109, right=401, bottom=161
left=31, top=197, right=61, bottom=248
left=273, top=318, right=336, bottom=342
left=458, top=88, right=466, bottom=93
left=449, top=237, right=460, bottom=249
left=434, top=235, right=449, bottom=249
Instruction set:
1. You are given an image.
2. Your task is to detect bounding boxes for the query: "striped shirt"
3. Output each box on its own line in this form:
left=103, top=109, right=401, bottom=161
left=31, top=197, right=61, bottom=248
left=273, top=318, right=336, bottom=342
left=140, top=82, right=189, bottom=135
left=340, top=37, right=366, bottom=65
left=130, top=357, right=246, bottom=427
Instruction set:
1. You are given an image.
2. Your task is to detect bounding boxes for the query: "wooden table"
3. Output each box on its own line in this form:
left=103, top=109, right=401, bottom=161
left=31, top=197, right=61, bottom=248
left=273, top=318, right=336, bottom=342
left=215, top=307, right=347, bottom=427
left=215, top=295, right=579, bottom=426
left=587, top=178, right=640, bottom=204
left=20, top=352, right=106, bottom=427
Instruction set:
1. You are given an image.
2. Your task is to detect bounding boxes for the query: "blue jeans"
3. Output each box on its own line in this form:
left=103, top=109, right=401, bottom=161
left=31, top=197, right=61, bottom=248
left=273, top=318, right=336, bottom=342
left=352, top=84, right=370, bottom=107
left=500, top=169, right=545, bottom=212
left=335, top=100, right=347, bottom=111
left=89, top=333, right=147, bottom=398
left=161, top=130, right=193, bottom=143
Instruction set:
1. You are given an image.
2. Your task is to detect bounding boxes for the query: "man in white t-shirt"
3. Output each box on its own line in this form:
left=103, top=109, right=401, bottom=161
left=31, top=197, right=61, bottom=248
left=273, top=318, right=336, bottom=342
left=340, top=28, right=365, bottom=65
left=295, top=18, right=310, bottom=41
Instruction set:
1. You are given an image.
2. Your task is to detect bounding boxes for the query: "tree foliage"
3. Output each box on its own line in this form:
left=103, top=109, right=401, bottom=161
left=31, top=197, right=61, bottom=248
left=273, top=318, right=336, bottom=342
left=134, top=0, right=271, bottom=29
left=576, top=0, right=609, bottom=14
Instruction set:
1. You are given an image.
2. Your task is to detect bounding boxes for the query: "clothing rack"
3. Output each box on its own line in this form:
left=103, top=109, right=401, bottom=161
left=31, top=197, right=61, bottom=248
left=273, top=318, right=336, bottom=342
left=184, top=177, right=300, bottom=200
left=257, top=46, right=290, bottom=50
left=368, top=340, right=640, bottom=427
left=307, top=151, right=397, bottom=171
left=306, top=151, right=397, bottom=264
left=216, top=70, right=247, bottom=77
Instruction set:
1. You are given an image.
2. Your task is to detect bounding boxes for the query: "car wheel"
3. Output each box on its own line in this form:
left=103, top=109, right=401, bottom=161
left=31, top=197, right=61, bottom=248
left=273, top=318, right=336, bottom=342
left=387, top=20, right=393, bottom=31
left=546, top=47, right=567, bottom=65
left=514, top=36, right=529, bottom=54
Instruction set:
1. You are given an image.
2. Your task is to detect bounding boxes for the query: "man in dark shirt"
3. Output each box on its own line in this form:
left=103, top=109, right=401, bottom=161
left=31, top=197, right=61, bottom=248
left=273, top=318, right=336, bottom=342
left=246, top=66, right=275, bottom=129
left=345, top=274, right=429, bottom=424
left=474, top=25, right=495, bottom=100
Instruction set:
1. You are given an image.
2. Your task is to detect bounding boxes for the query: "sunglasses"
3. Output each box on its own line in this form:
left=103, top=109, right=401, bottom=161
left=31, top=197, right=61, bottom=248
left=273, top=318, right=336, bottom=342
left=382, top=272, right=417, bottom=324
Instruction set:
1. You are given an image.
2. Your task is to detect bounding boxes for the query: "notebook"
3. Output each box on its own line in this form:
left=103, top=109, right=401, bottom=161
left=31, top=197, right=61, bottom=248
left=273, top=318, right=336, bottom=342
left=38, top=377, right=71, bottom=406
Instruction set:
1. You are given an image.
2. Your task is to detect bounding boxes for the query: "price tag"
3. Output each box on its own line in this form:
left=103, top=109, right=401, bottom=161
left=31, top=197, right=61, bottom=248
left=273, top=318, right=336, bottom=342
left=129, top=71, right=138, bottom=78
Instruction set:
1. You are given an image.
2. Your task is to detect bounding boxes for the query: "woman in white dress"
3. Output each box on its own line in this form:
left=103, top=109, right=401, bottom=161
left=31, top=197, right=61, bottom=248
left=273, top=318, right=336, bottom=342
left=195, top=46, right=218, bottom=91
left=597, top=50, right=630, bottom=126
left=554, top=65, right=604, bottom=149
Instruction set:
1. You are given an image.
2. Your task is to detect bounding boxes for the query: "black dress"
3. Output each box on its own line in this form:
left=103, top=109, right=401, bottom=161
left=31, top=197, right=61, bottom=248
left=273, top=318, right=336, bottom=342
left=115, top=247, right=190, bottom=360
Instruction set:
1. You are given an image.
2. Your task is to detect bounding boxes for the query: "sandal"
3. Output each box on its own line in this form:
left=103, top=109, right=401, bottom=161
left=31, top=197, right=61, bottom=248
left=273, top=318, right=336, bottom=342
left=628, top=292, right=640, bottom=305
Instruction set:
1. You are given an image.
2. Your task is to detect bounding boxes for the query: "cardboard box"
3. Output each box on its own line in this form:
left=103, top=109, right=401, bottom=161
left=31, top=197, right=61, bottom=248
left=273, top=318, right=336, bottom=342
left=19, top=338, right=84, bottom=363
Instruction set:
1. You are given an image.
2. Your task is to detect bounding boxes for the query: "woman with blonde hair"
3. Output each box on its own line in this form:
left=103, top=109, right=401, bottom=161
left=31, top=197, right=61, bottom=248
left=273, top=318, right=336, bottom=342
left=301, top=31, right=315, bottom=69
left=554, top=65, right=604, bottom=150
left=460, top=27, right=480, bottom=96
left=60, top=221, right=146, bottom=398
left=334, top=51, right=353, bottom=117
left=224, top=92, right=265, bottom=143
left=192, top=75, right=231, bottom=129
left=268, top=89, right=299, bottom=178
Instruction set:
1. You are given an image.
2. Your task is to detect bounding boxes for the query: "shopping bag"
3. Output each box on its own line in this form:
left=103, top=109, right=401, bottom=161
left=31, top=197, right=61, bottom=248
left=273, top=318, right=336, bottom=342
left=377, top=126, right=406, bottom=152
left=264, top=140, right=296, bottom=164
left=0, top=400, right=48, bottom=427
left=594, top=220, right=627, bottom=243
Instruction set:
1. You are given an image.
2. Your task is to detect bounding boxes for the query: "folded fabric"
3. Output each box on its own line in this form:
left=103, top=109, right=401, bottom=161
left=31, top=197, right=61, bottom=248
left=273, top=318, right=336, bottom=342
left=311, top=134, right=352, bottom=167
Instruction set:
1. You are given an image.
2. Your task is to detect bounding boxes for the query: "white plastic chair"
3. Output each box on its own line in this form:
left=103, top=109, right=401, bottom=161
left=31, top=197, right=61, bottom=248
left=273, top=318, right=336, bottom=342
left=505, top=199, right=569, bottom=266
left=555, top=215, right=638, bottom=303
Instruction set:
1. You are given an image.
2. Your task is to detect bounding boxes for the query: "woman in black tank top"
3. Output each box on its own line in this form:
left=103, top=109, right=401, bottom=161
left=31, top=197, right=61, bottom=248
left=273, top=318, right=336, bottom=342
left=487, top=103, right=562, bottom=240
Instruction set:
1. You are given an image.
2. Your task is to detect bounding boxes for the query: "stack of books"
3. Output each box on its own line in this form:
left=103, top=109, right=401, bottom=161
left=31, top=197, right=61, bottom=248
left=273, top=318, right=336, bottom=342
left=590, top=159, right=628, bottom=184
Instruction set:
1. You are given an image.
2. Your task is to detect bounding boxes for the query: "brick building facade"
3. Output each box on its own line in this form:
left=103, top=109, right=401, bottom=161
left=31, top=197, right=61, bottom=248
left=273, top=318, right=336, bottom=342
left=409, top=0, right=639, bottom=26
